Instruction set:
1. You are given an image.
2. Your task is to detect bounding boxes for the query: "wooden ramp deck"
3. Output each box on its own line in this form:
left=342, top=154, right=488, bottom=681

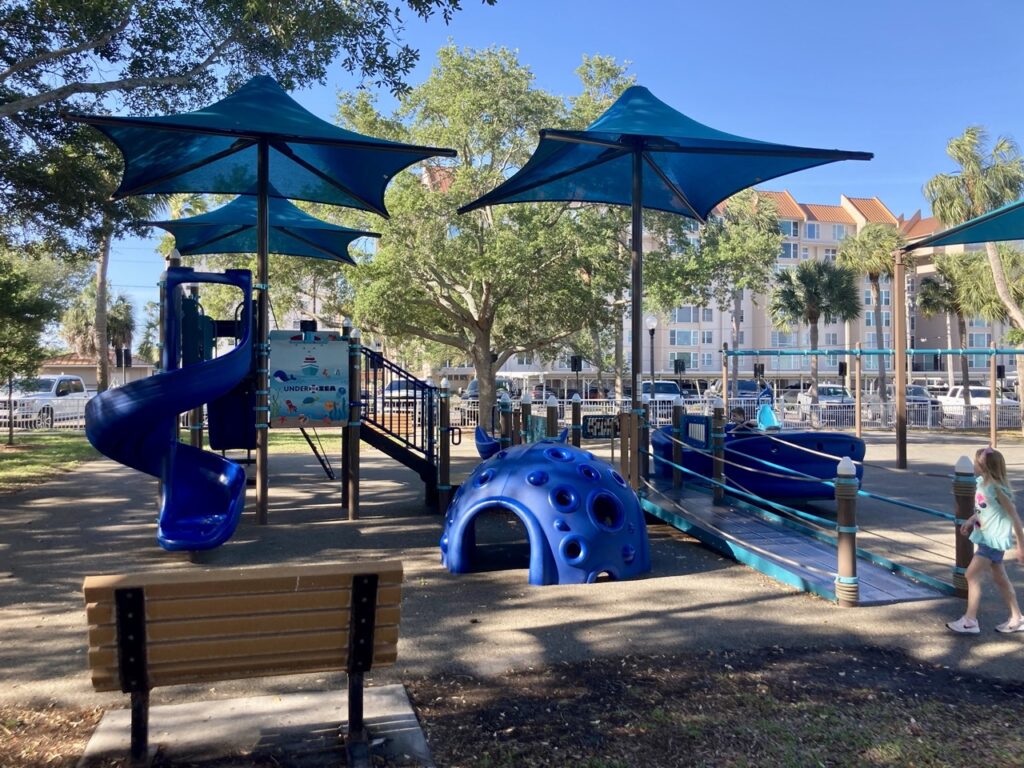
left=642, top=480, right=948, bottom=606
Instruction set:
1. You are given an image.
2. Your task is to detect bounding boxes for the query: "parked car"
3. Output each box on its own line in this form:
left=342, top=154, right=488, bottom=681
left=938, top=386, right=1021, bottom=427
left=863, top=385, right=943, bottom=426
left=0, top=375, right=93, bottom=428
left=462, top=377, right=518, bottom=402
left=380, top=379, right=428, bottom=411
left=796, top=384, right=855, bottom=425
left=640, top=380, right=682, bottom=401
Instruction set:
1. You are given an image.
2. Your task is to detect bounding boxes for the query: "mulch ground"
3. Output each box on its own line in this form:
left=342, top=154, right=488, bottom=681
left=5, top=645, right=1024, bottom=767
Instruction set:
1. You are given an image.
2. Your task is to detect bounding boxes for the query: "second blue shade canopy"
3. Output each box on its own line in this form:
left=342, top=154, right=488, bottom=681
left=905, top=196, right=1024, bottom=251
left=147, top=194, right=377, bottom=264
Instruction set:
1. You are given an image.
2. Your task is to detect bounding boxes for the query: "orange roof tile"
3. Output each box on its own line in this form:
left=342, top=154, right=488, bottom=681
left=800, top=204, right=855, bottom=224
left=756, top=190, right=804, bottom=219
left=903, top=216, right=941, bottom=240
left=845, top=197, right=898, bottom=224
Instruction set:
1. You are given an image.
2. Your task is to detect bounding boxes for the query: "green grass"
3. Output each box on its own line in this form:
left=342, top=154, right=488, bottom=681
left=179, top=427, right=344, bottom=455
left=0, top=432, right=100, bottom=492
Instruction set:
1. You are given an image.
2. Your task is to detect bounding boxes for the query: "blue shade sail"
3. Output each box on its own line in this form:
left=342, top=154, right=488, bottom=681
left=71, top=75, right=456, bottom=215
left=147, top=194, right=377, bottom=264
left=905, top=197, right=1024, bottom=251
left=460, top=86, right=871, bottom=220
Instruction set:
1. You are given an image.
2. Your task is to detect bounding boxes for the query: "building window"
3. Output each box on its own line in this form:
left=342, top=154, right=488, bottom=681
left=825, top=332, right=839, bottom=346
left=700, top=330, right=713, bottom=345
left=802, top=246, right=810, bottom=259
left=805, top=222, right=820, bottom=240
left=672, top=306, right=694, bottom=323
left=968, top=332, right=992, bottom=347
left=864, top=290, right=872, bottom=306
left=780, top=242, right=799, bottom=259
left=968, top=317, right=988, bottom=328
left=737, top=331, right=745, bottom=345
left=701, top=352, right=713, bottom=368
left=833, top=224, right=847, bottom=240
left=670, top=330, right=694, bottom=346
left=515, top=353, right=532, bottom=366
left=827, top=353, right=839, bottom=366
left=823, top=247, right=837, bottom=261
left=881, top=290, right=890, bottom=306
left=702, top=307, right=713, bottom=322
left=779, top=220, right=799, bottom=237
left=883, top=311, right=891, bottom=327
left=771, top=331, right=796, bottom=347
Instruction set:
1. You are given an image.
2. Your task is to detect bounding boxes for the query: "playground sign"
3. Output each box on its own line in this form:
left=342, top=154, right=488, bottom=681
left=582, top=414, right=620, bottom=439
left=268, top=330, right=349, bottom=428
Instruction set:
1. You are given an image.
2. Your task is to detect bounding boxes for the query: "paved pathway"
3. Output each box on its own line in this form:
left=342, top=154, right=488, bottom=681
left=3, top=430, right=1024, bottom=711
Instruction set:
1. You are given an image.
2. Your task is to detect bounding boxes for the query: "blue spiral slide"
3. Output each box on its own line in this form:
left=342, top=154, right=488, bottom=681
left=86, top=268, right=253, bottom=551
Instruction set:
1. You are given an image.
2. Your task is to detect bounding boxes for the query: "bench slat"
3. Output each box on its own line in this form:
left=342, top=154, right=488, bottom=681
left=86, top=585, right=402, bottom=624
left=88, top=624, right=400, bottom=669
left=89, top=643, right=399, bottom=692
left=83, top=562, right=402, bottom=602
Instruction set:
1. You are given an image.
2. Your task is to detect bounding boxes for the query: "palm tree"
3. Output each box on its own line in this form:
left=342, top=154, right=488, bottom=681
left=917, top=258, right=975, bottom=404
left=924, top=126, right=1024, bottom=331
left=769, top=260, right=861, bottom=406
left=837, top=222, right=906, bottom=403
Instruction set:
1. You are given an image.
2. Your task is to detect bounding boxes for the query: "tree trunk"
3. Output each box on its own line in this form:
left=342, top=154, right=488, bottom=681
left=94, top=229, right=113, bottom=392
left=985, top=242, right=1024, bottom=329
left=809, top=322, right=820, bottom=406
left=6, top=376, right=13, bottom=447
left=614, top=291, right=624, bottom=402
left=590, top=323, right=605, bottom=397
left=871, top=276, right=888, bottom=402
left=957, top=313, right=971, bottom=406
left=473, top=335, right=496, bottom=431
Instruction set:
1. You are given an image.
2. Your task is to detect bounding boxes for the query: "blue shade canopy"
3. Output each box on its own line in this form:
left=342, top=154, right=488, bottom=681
left=459, top=86, right=872, bottom=220
left=905, top=197, right=1024, bottom=251
left=146, top=194, right=377, bottom=264
left=71, top=76, right=456, bottom=216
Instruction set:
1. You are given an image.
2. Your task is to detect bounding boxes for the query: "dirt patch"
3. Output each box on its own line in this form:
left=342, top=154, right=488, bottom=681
left=7, top=645, right=1024, bottom=767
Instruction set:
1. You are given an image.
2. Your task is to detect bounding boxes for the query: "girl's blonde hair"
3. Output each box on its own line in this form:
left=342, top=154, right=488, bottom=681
left=977, top=447, right=1013, bottom=494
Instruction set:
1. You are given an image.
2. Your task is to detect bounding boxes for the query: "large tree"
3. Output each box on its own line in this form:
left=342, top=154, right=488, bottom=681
left=342, top=46, right=604, bottom=426
left=769, top=260, right=861, bottom=408
left=837, top=222, right=906, bottom=403
left=924, top=127, right=1024, bottom=331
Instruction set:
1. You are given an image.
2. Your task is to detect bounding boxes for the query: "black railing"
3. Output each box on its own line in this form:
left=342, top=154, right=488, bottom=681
left=360, top=347, right=437, bottom=464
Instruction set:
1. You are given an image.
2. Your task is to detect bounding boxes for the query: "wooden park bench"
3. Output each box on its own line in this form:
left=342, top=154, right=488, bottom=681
left=83, top=561, right=403, bottom=765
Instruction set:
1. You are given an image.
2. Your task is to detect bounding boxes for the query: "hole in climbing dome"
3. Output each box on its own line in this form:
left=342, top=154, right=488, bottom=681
left=544, top=447, right=573, bottom=462
left=561, top=536, right=585, bottom=563
left=465, top=506, right=530, bottom=572
left=496, top=450, right=508, bottom=459
left=578, top=464, right=601, bottom=482
left=474, top=468, right=496, bottom=488
left=550, top=486, right=579, bottom=513
left=527, top=470, right=549, bottom=486
left=590, top=492, right=624, bottom=531
left=610, top=470, right=627, bottom=487
left=591, top=571, right=616, bottom=583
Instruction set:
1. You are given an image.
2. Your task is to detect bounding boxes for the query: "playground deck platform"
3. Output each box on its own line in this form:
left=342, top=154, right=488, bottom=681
left=642, top=479, right=947, bottom=605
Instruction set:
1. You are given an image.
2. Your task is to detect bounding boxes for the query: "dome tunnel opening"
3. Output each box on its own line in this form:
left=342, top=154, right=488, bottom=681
left=464, top=505, right=532, bottom=573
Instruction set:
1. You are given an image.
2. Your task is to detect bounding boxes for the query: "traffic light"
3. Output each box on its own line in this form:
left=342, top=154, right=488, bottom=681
left=570, top=355, right=582, bottom=372
left=998, top=364, right=1006, bottom=380
left=837, top=361, right=847, bottom=377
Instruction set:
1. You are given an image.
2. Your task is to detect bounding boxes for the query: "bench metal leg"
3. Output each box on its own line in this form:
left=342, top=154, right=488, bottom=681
left=130, top=690, right=150, bottom=764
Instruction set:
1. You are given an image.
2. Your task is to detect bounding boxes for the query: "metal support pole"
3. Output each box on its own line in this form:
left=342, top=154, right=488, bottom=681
left=189, top=284, right=204, bottom=449
left=712, top=406, right=725, bottom=505
left=672, top=397, right=684, bottom=491
left=952, top=455, right=975, bottom=599
left=629, top=143, right=644, bottom=497
left=346, top=330, right=362, bottom=521
left=834, top=457, right=860, bottom=607
left=893, top=250, right=908, bottom=469
left=619, top=411, right=630, bottom=480
left=546, top=395, right=558, bottom=438
left=521, top=393, right=532, bottom=444
left=571, top=394, right=582, bottom=447
left=255, top=138, right=271, bottom=525
left=720, top=343, right=730, bottom=414
left=340, top=320, right=351, bottom=510
left=639, top=396, right=651, bottom=484
left=854, top=342, right=863, bottom=438
left=990, top=342, right=998, bottom=448
left=438, top=378, right=452, bottom=513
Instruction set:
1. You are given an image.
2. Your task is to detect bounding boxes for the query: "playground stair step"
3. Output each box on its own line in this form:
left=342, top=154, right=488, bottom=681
left=642, top=480, right=946, bottom=606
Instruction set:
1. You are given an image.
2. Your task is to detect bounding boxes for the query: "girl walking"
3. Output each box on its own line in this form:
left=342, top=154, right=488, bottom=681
left=947, top=447, right=1024, bottom=634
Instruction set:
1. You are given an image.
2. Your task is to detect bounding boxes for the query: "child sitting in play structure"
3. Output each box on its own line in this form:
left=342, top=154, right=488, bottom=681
left=728, top=407, right=758, bottom=431
left=947, top=446, right=1024, bottom=634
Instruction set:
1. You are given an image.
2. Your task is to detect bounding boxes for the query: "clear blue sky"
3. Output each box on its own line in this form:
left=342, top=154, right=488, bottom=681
left=108, top=0, right=1024, bottom=339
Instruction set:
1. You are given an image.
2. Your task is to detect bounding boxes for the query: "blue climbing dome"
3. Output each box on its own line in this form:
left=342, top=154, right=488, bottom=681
left=440, top=441, right=651, bottom=586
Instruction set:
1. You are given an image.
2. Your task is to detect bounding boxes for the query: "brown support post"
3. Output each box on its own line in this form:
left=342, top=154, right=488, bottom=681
left=672, top=397, right=684, bottom=491
left=619, top=411, right=631, bottom=481
left=512, top=409, right=522, bottom=446
left=346, top=329, right=362, bottom=521
left=255, top=138, right=270, bottom=525
left=546, top=395, right=558, bottom=438
left=499, top=393, right=513, bottom=450
left=854, top=342, right=863, bottom=438
left=438, top=378, right=452, bottom=513
left=571, top=393, right=582, bottom=447
left=712, top=405, right=725, bottom=505
left=989, top=342, right=998, bottom=448
left=893, top=250, right=907, bottom=469
left=952, top=455, right=975, bottom=599
left=834, top=456, right=860, bottom=607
